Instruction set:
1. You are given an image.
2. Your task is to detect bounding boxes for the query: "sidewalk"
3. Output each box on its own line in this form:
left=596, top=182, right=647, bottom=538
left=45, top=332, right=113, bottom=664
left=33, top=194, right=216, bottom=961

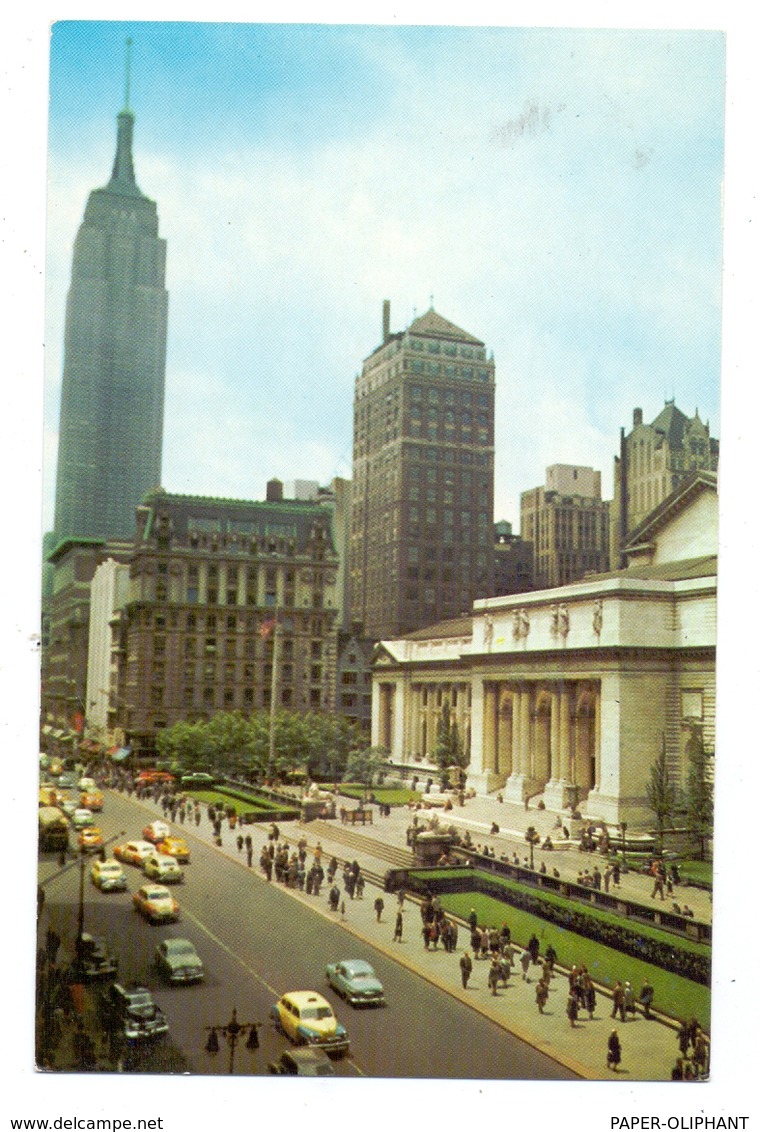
left=124, top=787, right=703, bottom=1081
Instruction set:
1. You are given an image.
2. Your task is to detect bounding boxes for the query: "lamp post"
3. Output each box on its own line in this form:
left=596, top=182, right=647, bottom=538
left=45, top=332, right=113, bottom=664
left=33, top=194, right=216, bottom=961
left=205, top=1008, right=261, bottom=1075
left=620, top=821, right=628, bottom=873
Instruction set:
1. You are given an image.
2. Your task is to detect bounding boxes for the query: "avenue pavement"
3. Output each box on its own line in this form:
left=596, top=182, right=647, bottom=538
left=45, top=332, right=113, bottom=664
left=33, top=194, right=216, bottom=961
left=121, top=783, right=708, bottom=1081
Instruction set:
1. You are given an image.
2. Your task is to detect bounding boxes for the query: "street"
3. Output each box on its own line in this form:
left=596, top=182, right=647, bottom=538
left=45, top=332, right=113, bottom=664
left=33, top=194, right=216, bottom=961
left=38, top=789, right=577, bottom=1079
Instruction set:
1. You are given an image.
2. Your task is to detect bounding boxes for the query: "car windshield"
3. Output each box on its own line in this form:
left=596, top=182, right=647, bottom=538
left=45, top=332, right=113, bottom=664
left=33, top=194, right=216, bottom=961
left=166, top=941, right=194, bottom=955
left=301, top=1007, right=333, bottom=1021
left=100, top=865, right=120, bottom=874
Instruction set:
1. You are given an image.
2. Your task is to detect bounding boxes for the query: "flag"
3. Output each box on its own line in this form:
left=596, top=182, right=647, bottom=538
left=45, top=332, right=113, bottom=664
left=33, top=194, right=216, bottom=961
left=259, top=618, right=276, bottom=639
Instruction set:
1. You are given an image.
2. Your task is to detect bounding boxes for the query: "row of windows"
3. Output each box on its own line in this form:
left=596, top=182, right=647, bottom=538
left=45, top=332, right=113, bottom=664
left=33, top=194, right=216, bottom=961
left=407, top=337, right=486, bottom=360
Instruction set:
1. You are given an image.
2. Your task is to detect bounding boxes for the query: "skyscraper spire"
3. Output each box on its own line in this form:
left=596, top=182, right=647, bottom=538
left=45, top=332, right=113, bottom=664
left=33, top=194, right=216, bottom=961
left=124, top=36, right=132, bottom=112
left=108, top=37, right=140, bottom=195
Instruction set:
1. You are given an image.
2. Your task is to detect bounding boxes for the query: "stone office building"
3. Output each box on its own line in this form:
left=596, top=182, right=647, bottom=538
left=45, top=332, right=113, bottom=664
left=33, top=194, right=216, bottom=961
left=372, top=471, right=716, bottom=828
left=520, top=464, right=610, bottom=590
left=351, top=302, right=496, bottom=640
left=108, top=487, right=340, bottom=757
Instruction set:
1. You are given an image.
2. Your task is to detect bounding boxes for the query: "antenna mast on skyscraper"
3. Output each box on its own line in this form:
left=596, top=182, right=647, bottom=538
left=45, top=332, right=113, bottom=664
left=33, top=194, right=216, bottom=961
left=124, top=37, right=132, bottom=111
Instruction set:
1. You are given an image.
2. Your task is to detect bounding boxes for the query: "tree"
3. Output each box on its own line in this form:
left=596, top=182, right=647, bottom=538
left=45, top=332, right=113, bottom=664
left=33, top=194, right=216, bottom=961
left=683, top=723, right=714, bottom=860
left=343, top=747, right=388, bottom=795
left=645, top=735, right=677, bottom=854
left=433, top=701, right=467, bottom=779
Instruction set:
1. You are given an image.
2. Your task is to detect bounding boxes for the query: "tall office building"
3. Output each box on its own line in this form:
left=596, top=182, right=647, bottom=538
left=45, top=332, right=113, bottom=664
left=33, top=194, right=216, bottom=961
left=351, top=302, right=495, bottom=639
left=520, top=464, right=610, bottom=590
left=610, top=401, right=719, bottom=568
left=52, top=91, right=168, bottom=543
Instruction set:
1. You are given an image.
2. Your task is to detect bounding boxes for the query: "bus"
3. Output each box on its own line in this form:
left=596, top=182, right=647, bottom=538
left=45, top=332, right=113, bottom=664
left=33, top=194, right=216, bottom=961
left=38, top=806, right=70, bottom=853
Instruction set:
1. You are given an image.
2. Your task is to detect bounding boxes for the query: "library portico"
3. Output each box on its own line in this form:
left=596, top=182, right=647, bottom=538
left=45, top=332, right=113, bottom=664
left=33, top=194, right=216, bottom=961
left=372, top=472, right=716, bottom=829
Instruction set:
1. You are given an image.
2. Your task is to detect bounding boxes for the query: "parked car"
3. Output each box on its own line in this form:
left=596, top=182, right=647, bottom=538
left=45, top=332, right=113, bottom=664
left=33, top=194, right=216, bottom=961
left=59, top=794, right=78, bottom=817
left=270, top=991, right=349, bottom=1056
left=155, top=938, right=204, bottom=984
left=101, top=983, right=169, bottom=1042
left=80, top=789, right=104, bottom=812
left=325, top=959, right=386, bottom=1007
left=71, top=808, right=95, bottom=830
left=180, top=772, right=218, bottom=788
left=143, top=820, right=171, bottom=844
left=133, top=884, right=179, bottom=924
left=268, top=1048, right=336, bottom=1076
left=78, top=826, right=104, bottom=853
left=143, top=852, right=183, bottom=884
left=156, top=837, right=190, bottom=863
left=58, top=772, right=77, bottom=790
left=91, top=858, right=128, bottom=892
left=114, top=840, right=155, bottom=867
left=78, top=776, right=97, bottom=792
left=73, top=933, right=118, bottom=980
left=136, top=770, right=175, bottom=785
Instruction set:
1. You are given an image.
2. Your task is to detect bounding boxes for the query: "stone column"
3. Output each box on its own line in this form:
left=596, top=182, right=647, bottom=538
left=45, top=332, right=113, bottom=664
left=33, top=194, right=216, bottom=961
left=482, top=683, right=497, bottom=773
left=505, top=682, right=532, bottom=802
left=467, top=678, right=487, bottom=788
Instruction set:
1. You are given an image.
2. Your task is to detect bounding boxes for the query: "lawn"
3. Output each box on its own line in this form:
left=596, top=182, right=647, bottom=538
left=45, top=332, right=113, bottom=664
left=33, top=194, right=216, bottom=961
left=438, top=888, right=710, bottom=1026
left=340, top=784, right=421, bottom=806
left=183, top=788, right=277, bottom=815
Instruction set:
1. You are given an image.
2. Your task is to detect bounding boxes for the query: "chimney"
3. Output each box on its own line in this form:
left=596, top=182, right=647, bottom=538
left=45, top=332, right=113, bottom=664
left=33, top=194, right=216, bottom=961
left=266, top=478, right=283, bottom=502
left=382, top=299, right=391, bottom=344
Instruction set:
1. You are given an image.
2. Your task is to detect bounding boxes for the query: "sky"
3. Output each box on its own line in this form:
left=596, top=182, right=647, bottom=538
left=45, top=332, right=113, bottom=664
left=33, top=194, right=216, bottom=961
left=43, top=21, right=726, bottom=530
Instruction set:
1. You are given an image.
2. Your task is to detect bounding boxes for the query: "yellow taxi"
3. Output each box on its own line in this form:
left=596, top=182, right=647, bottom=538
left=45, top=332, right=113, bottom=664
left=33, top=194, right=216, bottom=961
left=80, top=789, right=104, bottom=812
left=114, top=840, right=155, bottom=867
left=156, top=837, right=190, bottom=864
left=133, top=884, right=180, bottom=924
left=270, top=991, right=349, bottom=1056
left=78, top=826, right=104, bottom=853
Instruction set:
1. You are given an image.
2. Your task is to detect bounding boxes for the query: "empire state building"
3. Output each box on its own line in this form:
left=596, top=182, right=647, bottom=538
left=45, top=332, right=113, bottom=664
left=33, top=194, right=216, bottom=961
left=53, top=84, right=168, bottom=542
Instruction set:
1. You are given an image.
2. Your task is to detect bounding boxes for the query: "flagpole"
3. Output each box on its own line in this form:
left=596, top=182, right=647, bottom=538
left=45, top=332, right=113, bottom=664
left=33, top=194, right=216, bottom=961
left=267, top=609, right=279, bottom=782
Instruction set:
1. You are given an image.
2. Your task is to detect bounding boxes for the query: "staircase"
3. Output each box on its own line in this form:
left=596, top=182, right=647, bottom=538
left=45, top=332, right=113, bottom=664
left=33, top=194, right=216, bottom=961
left=296, top=818, right=414, bottom=869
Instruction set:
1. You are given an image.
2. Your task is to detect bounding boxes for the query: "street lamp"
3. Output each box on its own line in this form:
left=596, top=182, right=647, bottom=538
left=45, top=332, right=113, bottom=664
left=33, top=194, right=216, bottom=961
left=620, top=821, right=628, bottom=873
left=205, top=1008, right=261, bottom=1075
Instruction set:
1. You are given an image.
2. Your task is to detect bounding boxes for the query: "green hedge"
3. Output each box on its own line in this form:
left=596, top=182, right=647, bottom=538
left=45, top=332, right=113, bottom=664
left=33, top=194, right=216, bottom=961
left=401, top=867, right=710, bottom=987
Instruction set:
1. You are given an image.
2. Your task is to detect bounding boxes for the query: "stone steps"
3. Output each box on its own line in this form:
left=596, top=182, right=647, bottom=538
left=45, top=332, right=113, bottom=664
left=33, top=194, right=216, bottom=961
left=297, top=818, right=415, bottom=869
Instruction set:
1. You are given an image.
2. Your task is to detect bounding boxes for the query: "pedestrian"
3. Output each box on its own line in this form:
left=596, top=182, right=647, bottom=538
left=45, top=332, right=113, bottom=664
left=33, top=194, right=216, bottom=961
left=536, top=978, right=549, bottom=1014
left=246, top=844, right=253, bottom=867
left=468, top=908, right=478, bottom=933
left=393, top=909, right=404, bottom=942
left=374, top=895, right=384, bottom=922
left=329, top=885, right=340, bottom=912
left=460, top=950, right=473, bottom=989
left=612, top=862, right=621, bottom=887
left=584, top=977, right=596, bottom=1019
left=356, top=875, right=365, bottom=899
left=651, top=867, right=665, bottom=901
left=677, top=1021, right=691, bottom=1058
left=488, top=958, right=501, bottom=996
left=528, top=933, right=540, bottom=964
left=611, top=980, right=626, bottom=1022
left=640, top=977, right=654, bottom=1019
left=623, top=981, right=636, bottom=1017
left=545, top=943, right=557, bottom=973
left=607, top=1029, right=622, bottom=1072
left=693, top=1028, right=709, bottom=1078
left=520, top=950, right=532, bottom=982
left=566, top=991, right=579, bottom=1027
left=236, top=834, right=244, bottom=853
left=603, top=866, right=612, bottom=893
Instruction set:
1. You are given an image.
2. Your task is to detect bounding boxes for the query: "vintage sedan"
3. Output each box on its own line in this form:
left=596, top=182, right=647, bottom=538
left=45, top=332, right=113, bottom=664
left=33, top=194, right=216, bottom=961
left=73, top=933, right=118, bottom=980
left=114, top=840, right=155, bottom=867
left=143, top=852, right=183, bottom=884
left=133, top=884, right=179, bottom=924
left=270, top=991, right=349, bottom=1056
left=78, top=826, right=104, bottom=853
left=155, top=938, right=204, bottom=984
left=91, top=858, right=128, bottom=892
left=156, top=836, right=190, bottom=863
left=80, top=789, right=104, bottom=812
left=268, top=1048, right=336, bottom=1076
left=143, top=820, right=172, bottom=844
left=102, top=983, right=169, bottom=1042
left=71, top=808, right=95, bottom=830
left=325, top=959, right=386, bottom=1007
